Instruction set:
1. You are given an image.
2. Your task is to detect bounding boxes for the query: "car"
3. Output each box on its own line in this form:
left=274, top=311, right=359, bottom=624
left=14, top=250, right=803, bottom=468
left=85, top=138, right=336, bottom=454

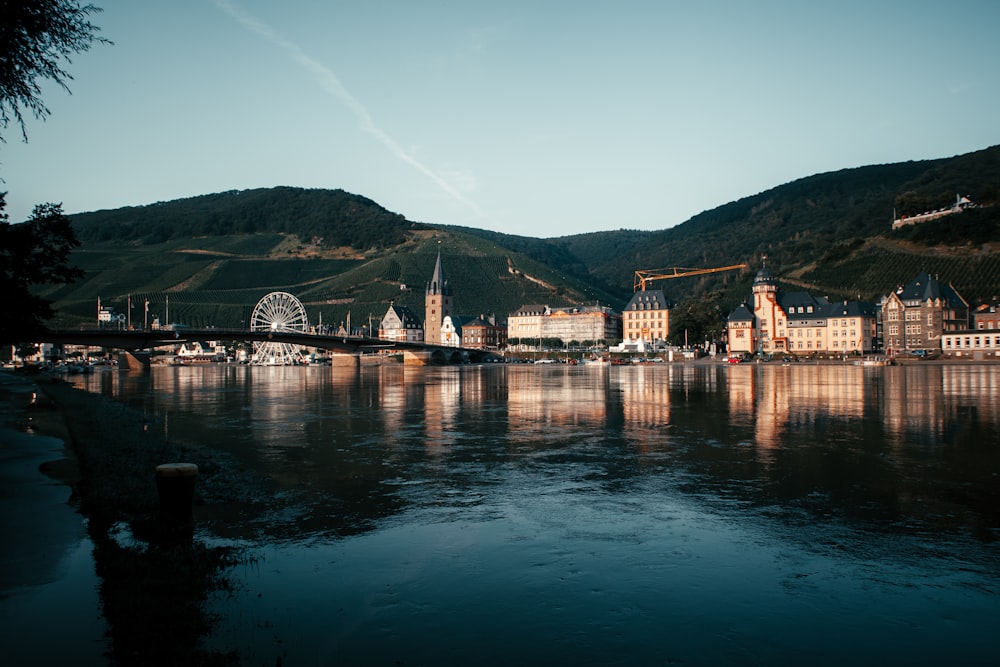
left=727, top=356, right=743, bottom=364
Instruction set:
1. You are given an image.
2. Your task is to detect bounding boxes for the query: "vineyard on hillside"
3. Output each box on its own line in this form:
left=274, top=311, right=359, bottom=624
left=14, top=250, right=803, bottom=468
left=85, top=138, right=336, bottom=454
left=797, top=244, right=1000, bottom=302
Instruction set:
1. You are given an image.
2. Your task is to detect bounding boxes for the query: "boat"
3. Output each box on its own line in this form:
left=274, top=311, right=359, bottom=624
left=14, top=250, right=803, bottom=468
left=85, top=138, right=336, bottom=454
left=855, top=357, right=892, bottom=367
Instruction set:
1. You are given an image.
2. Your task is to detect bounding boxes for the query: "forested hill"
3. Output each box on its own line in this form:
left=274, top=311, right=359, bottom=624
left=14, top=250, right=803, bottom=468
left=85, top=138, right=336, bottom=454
left=70, top=187, right=423, bottom=249
left=457, top=144, right=1000, bottom=304
left=50, top=144, right=1000, bottom=331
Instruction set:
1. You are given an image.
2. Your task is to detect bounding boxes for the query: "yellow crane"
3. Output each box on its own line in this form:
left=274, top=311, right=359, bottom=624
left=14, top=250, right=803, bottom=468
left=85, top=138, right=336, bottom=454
left=633, top=264, right=747, bottom=292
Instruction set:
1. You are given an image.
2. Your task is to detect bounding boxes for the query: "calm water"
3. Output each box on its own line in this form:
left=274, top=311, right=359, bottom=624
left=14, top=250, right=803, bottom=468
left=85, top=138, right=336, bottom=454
left=71, top=362, right=999, bottom=666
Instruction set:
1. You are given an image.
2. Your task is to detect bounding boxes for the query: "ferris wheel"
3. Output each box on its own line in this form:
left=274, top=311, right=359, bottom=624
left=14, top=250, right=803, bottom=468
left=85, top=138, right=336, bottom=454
left=249, top=291, right=309, bottom=365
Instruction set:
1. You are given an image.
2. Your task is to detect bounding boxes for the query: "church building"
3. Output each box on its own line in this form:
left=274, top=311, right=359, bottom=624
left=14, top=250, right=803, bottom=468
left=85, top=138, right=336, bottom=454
left=425, top=251, right=456, bottom=346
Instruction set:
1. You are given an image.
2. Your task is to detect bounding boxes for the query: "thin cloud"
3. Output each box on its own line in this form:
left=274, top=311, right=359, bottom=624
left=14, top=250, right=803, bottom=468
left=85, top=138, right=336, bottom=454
left=214, top=0, right=484, bottom=218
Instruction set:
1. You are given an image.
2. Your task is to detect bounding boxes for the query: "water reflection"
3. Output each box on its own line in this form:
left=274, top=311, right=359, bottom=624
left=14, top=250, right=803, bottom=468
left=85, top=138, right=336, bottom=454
left=69, top=362, right=1000, bottom=665
left=71, top=363, right=1000, bottom=547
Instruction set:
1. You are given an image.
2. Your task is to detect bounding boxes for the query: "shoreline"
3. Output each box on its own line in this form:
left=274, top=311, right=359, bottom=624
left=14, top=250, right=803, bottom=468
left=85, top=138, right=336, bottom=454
left=2, top=369, right=278, bottom=665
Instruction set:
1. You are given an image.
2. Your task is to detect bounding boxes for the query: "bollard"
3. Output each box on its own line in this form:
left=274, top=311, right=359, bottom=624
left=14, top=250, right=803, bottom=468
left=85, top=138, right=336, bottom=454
left=155, top=462, right=198, bottom=535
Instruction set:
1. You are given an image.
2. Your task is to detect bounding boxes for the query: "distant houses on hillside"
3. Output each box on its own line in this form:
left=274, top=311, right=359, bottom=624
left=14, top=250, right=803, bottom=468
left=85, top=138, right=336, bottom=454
left=891, top=194, right=976, bottom=230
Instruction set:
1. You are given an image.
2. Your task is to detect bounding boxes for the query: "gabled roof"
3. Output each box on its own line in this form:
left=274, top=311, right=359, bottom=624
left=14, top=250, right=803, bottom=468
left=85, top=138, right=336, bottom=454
left=383, top=303, right=422, bottom=326
left=895, top=271, right=967, bottom=307
left=727, top=304, right=754, bottom=322
left=779, top=292, right=829, bottom=319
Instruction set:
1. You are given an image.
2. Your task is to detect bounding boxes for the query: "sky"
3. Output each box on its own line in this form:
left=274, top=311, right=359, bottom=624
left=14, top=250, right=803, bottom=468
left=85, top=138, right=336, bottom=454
left=3, top=0, right=999, bottom=237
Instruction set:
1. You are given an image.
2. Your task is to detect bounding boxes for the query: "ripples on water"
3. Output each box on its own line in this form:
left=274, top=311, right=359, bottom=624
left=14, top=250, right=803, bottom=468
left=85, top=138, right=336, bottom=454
left=73, top=363, right=1000, bottom=666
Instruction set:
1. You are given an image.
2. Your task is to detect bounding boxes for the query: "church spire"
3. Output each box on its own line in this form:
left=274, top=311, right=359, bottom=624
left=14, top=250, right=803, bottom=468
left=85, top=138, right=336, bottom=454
left=427, top=250, right=452, bottom=296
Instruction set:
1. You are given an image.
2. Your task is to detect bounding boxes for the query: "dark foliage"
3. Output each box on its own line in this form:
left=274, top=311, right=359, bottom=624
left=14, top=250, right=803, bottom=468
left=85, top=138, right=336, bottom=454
left=0, top=0, right=111, bottom=142
left=0, top=195, right=82, bottom=342
left=546, top=145, right=1000, bottom=309
left=69, top=187, right=424, bottom=249
left=41, top=145, right=1000, bottom=333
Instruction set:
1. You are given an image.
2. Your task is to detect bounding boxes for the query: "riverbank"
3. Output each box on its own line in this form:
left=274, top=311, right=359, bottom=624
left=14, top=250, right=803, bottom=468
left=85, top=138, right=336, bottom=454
left=1, top=370, right=280, bottom=665
left=0, top=371, right=107, bottom=665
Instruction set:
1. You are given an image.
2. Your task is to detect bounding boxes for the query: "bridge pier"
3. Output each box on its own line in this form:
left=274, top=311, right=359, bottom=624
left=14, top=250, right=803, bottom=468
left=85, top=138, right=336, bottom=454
left=330, top=352, right=362, bottom=369
left=120, top=350, right=151, bottom=371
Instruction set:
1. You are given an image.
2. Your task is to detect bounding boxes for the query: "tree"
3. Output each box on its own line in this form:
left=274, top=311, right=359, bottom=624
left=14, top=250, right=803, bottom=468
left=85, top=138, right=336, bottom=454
left=0, top=194, right=83, bottom=343
left=1, top=1, right=110, bottom=142
left=667, top=292, right=726, bottom=347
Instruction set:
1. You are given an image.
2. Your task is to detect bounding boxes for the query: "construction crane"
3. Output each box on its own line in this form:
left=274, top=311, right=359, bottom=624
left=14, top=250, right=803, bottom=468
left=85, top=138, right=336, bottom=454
left=634, top=264, right=747, bottom=292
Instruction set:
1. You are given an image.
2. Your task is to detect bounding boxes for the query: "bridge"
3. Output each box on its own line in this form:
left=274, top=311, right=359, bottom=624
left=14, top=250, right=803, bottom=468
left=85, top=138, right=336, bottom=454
left=35, top=328, right=501, bottom=368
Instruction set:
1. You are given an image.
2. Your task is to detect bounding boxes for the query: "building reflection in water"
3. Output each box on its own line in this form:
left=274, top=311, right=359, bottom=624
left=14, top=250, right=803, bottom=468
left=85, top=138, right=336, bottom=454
left=68, top=362, right=1000, bottom=542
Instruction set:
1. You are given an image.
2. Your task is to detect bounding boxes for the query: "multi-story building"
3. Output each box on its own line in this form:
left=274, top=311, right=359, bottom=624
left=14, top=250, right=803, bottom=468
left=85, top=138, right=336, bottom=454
left=972, top=299, right=1000, bottom=331
left=726, top=304, right=755, bottom=355
left=378, top=303, right=423, bottom=342
left=508, top=304, right=621, bottom=348
left=622, top=290, right=670, bottom=348
left=939, top=298, right=998, bottom=359
left=507, top=305, right=547, bottom=344
left=880, top=271, right=968, bottom=354
left=727, top=266, right=877, bottom=355
left=544, top=305, right=621, bottom=345
left=462, top=314, right=507, bottom=350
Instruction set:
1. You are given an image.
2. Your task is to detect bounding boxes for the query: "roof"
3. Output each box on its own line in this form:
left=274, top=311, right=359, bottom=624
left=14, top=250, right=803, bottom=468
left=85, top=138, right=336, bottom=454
left=463, top=313, right=505, bottom=328
left=426, top=250, right=452, bottom=296
left=625, top=289, right=670, bottom=311
left=895, top=271, right=967, bottom=307
left=727, top=304, right=754, bottom=322
left=753, top=267, right=775, bottom=285
left=826, top=300, right=877, bottom=318
left=779, top=292, right=829, bottom=319
left=511, top=304, right=549, bottom=317
left=383, top=303, right=422, bottom=326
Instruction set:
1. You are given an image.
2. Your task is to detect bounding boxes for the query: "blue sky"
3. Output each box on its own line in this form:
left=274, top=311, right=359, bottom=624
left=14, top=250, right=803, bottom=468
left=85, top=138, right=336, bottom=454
left=3, top=0, right=999, bottom=237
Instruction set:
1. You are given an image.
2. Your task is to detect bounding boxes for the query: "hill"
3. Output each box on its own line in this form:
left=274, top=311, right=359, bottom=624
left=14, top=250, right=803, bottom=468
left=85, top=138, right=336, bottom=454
left=44, top=145, right=1000, bottom=331
left=460, top=145, right=1000, bottom=308
left=47, top=205, right=621, bottom=329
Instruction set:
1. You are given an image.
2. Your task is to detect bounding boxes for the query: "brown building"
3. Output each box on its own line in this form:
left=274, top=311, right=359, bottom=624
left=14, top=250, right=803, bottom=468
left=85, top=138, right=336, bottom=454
left=880, top=271, right=969, bottom=354
left=973, top=299, right=1000, bottom=331
left=461, top=314, right=507, bottom=350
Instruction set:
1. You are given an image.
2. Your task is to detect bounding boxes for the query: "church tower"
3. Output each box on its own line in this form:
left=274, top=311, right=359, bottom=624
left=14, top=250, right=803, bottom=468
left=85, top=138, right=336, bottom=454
left=424, top=250, right=453, bottom=345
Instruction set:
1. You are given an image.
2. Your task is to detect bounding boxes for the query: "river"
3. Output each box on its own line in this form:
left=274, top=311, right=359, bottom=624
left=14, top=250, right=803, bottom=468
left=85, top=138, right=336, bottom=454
left=68, top=361, right=999, bottom=666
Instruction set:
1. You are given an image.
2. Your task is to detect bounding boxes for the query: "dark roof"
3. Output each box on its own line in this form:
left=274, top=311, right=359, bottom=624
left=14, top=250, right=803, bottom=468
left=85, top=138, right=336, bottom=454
left=426, top=250, right=452, bottom=296
left=727, top=304, right=754, bottom=322
left=462, top=314, right=502, bottom=328
left=826, top=300, right=877, bottom=318
left=512, top=304, right=550, bottom=316
left=625, top=289, right=670, bottom=310
left=896, top=271, right=966, bottom=307
left=779, top=292, right=829, bottom=319
left=753, top=267, right=775, bottom=285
